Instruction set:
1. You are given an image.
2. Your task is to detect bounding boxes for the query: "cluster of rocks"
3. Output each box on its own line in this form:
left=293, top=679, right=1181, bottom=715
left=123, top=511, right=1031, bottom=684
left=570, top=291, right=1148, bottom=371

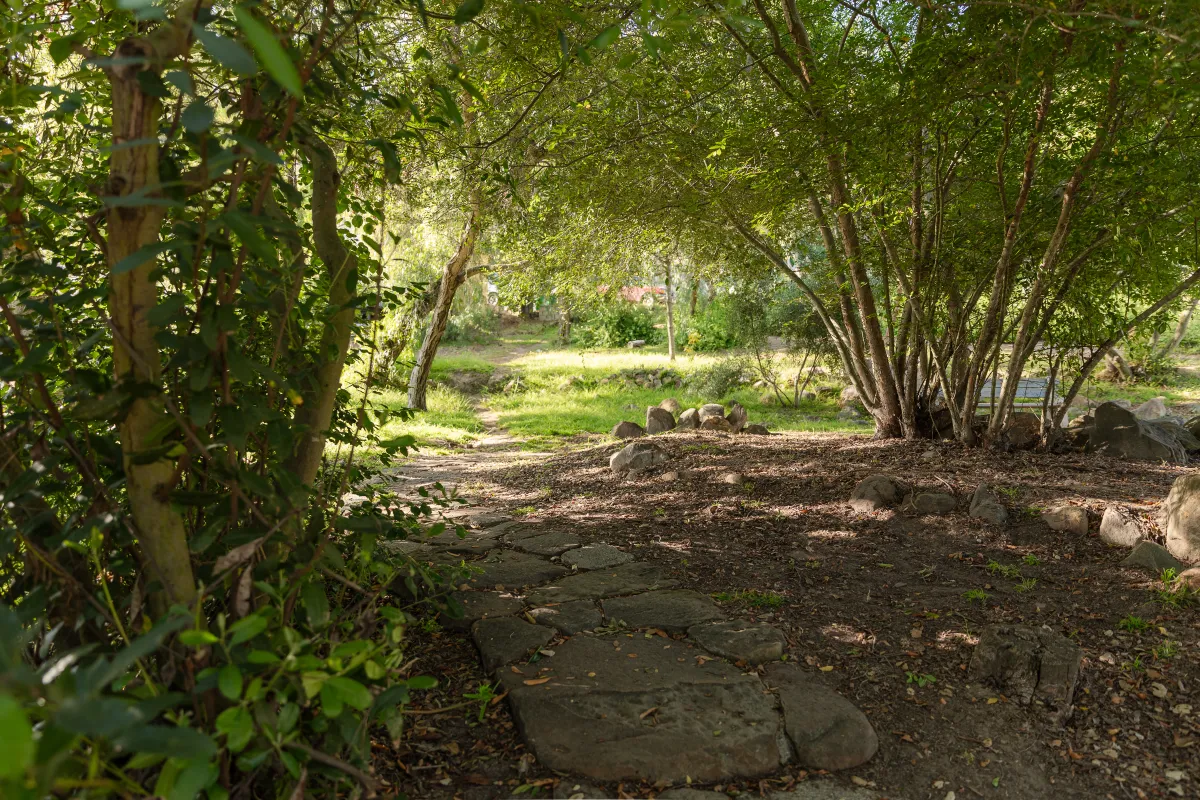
left=435, top=368, right=523, bottom=395
left=847, top=474, right=1011, bottom=525
left=610, top=399, right=770, bottom=444
left=1066, top=400, right=1200, bottom=464
left=599, top=368, right=685, bottom=390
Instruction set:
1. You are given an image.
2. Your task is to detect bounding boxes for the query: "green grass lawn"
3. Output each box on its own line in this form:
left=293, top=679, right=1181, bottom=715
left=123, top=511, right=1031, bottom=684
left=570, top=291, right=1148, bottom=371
left=373, top=385, right=486, bottom=453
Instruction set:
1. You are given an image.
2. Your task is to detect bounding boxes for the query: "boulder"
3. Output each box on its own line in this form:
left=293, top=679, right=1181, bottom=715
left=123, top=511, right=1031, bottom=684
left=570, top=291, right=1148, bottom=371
left=848, top=475, right=907, bottom=512
left=700, top=416, right=734, bottom=432
left=726, top=402, right=748, bottom=433
left=1099, top=506, right=1144, bottom=548
left=445, top=369, right=491, bottom=394
left=764, top=665, right=878, bottom=771
left=610, top=420, right=644, bottom=440
left=1176, top=566, right=1200, bottom=590
left=677, top=408, right=700, bottom=429
left=1186, top=415, right=1200, bottom=439
left=646, top=406, right=677, bottom=435
left=1164, top=473, right=1200, bottom=563
left=1042, top=506, right=1088, bottom=536
left=1134, top=396, right=1168, bottom=420
left=1121, top=541, right=1185, bottom=575
left=836, top=407, right=864, bottom=423
left=911, top=492, right=957, bottom=514
left=969, top=484, right=1009, bottom=525
left=1003, top=412, right=1042, bottom=449
left=799, top=390, right=817, bottom=402
left=743, top=423, right=770, bottom=435
left=1088, top=402, right=1187, bottom=464
left=698, top=403, right=726, bottom=423
left=609, top=441, right=670, bottom=474
left=968, top=624, right=1081, bottom=719
left=1148, top=420, right=1200, bottom=451
left=626, top=339, right=646, bottom=348
left=838, top=385, right=861, bottom=409
left=659, top=397, right=682, bottom=415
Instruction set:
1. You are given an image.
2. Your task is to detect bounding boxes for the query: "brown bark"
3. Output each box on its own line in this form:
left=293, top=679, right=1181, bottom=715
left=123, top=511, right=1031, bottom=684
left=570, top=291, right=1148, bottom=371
left=664, top=259, right=676, bottom=361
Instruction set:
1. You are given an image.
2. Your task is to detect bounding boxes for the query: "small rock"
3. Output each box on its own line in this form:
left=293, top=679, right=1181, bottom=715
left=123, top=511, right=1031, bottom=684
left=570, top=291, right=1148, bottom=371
left=472, top=617, right=554, bottom=671
left=1099, top=507, right=1144, bottom=548
left=659, top=397, right=682, bottom=415
left=742, top=423, right=770, bottom=435
left=561, top=544, right=633, bottom=571
left=553, top=780, right=609, bottom=799
left=1121, top=541, right=1185, bottom=575
left=1134, top=396, right=1168, bottom=420
left=726, top=402, right=748, bottom=433
left=1042, top=506, right=1088, bottom=536
left=529, top=600, right=604, bottom=635
left=911, top=492, right=956, bottom=514
left=610, top=420, right=645, bottom=439
left=1176, top=566, right=1200, bottom=590
left=677, top=407, right=700, bottom=429
left=1164, top=473, right=1200, bottom=562
left=687, top=619, right=786, bottom=665
left=849, top=474, right=907, bottom=512
left=700, top=416, right=734, bottom=432
left=698, top=403, right=725, bottom=423
left=969, top=484, right=1008, bottom=525
left=720, top=472, right=745, bottom=485
left=968, top=624, right=1081, bottom=718
left=610, top=441, right=669, bottom=474
left=660, top=470, right=680, bottom=482
left=627, top=339, right=646, bottom=348
left=646, top=406, right=677, bottom=435
left=765, top=665, right=879, bottom=771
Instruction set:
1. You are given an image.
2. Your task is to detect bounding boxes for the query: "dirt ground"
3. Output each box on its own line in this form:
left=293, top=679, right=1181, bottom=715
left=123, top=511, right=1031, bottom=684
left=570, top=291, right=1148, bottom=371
left=377, top=431, right=1200, bottom=800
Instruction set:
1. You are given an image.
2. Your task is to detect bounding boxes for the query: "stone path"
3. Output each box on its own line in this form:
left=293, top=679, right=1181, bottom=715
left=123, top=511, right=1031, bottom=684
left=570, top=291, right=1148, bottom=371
left=382, top=468, right=883, bottom=798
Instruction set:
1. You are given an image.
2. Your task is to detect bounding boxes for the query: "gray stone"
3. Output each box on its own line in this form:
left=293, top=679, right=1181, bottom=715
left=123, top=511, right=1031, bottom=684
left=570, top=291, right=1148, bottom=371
left=768, top=784, right=879, bottom=800
left=838, top=385, right=860, bottom=408
left=1164, top=473, right=1200, bottom=562
left=848, top=474, right=907, bottom=512
left=678, top=408, right=700, bottom=429
left=687, top=619, right=786, bottom=665
left=836, top=407, right=863, bottom=422
left=500, top=636, right=781, bottom=783
left=646, top=406, right=677, bottom=435
left=609, top=441, right=670, bottom=474
left=425, top=531, right=502, bottom=555
left=1122, top=541, right=1185, bottom=575
left=1005, top=411, right=1043, bottom=449
left=1089, top=402, right=1187, bottom=464
left=561, top=544, right=633, bottom=570
left=968, top=624, right=1081, bottom=718
left=553, top=781, right=608, bottom=799
left=441, top=591, right=524, bottom=631
left=969, top=484, right=1009, bottom=525
left=726, top=402, right=748, bottom=433
left=659, top=790, right=730, bottom=800
left=911, top=492, right=956, bottom=514
left=526, top=561, right=680, bottom=604
left=467, top=512, right=515, bottom=529
left=1149, top=419, right=1200, bottom=451
left=742, top=423, right=770, bottom=435
left=1099, top=506, right=1143, bottom=548
left=700, top=416, right=734, bottom=432
left=603, top=589, right=727, bottom=633
left=611, top=421, right=645, bottom=440
left=1178, top=566, right=1200, bottom=590
left=659, top=397, right=683, bottom=415
left=513, top=530, right=582, bottom=556
left=529, top=600, right=604, bottom=634
left=698, top=403, right=726, bottom=423
left=467, top=550, right=570, bottom=590
left=1134, top=396, right=1168, bottom=419
left=472, top=616, right=555, bottom=671
left=1042, top=506, right=1088, bottom=535
left=764, top=665, right=878, bottom=772
left=719, top=472, right=745, bottom=485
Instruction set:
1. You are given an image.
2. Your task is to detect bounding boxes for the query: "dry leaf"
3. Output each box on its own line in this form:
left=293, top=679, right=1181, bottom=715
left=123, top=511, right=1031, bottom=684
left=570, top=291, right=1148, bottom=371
left=523, top=677, right=551, bottom=686
left=213, top=536, right=264, bottom=574
left=819, top=665, right=834, bottom=672
left=639, top=707, right=659, bottom=719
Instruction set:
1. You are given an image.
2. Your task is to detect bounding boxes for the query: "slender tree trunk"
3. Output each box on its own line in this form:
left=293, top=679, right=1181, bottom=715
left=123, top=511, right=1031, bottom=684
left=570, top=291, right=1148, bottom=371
left=1160, top=295, right=1199, bottom=357
left=664, top=260, right=676, bottom=361
left=689, top=280, right=699, bottom=316
left=408, top=192, right=482, bottom=410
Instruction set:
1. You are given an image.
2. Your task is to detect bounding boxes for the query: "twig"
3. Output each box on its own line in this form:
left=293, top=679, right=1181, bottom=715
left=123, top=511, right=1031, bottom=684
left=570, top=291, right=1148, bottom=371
left=284, top=742, right=379, bottom=797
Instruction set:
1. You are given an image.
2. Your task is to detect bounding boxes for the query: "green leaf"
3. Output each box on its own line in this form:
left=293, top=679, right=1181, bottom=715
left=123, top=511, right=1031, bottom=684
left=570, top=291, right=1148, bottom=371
left=233, top=7, right=303, bottom=97
left=406, top=675, right=438, bottom=690
left=319, top=681, right=344, bottom=718
left=49, top=36, right=78, bottom=65
left=181, top=100, right=215, bottom=133
left=589, top=25, right=621, bottom=51
left=228, top=614, right=268, bottom=646
left=301, top=671, right=328, bottom=700
left=179, top=629, right=219, bottom=647
left=218, top=665, right=243, bottom=701
left=325, top=676, right=372, bottom=710
left=301, top=581, right=330, bottom=629
left=169, top=759, right=217, bottom=800
left=112, top=241, right=176, bottom=275
left=112, top=725, right=217, bottom=760
left=164, top=70, right=194, bottom=95
left=222, top=210, right=278, bottom=267
left=193, top=24, right=257, bottom=76
left=0, top=694, right=34, bottom=780
left=453, top=0, right=484, bottom=25
left=215, top=706, right=253, bottom=752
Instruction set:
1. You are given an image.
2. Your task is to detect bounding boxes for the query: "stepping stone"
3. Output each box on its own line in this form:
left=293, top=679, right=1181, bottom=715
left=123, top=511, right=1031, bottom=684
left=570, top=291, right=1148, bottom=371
left=513, top=530, right=582, bottom=556
left=660, top=790, right=729, bottom=799
left=529, top=600, right=604, bottom=634
left=526, top=561, right=680, bottom=604
left=561, top=544, right=633, bottom=570
left=472, top=616, right=554, bottom=671
left=764, top=665, right=878, bottom=772
left=768, top=783, right=880, bottom=799
left=440, top=591, right=524, bottom=631
left=469, top=512, right=514, bottom=528
left=603, top=589, right=726, bottom=633
left=553, top=781, right=609, bottom=799
left=500, top=636, right=781, bottom=782
left=687, top=619, right=786, bottom=665
left=468, top=551, right=570, bottom=590
left=426, top=532, right=501, bottom=555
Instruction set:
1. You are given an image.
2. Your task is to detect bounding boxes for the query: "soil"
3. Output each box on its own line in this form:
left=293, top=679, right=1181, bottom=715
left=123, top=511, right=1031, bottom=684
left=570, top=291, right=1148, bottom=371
left=375, top=431, right=1200, bottom=800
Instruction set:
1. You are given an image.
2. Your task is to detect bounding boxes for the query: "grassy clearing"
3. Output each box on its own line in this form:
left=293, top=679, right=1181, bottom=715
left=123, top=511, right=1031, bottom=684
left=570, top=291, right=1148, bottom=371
left=373, top=386, right=485, bottom=453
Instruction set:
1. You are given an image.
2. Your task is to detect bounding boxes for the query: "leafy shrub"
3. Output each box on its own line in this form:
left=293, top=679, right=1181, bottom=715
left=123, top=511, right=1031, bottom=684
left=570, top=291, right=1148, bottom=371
left=686, top=357, right=750, bottom=400
left=443, top=305, right=500, bottom=345
left=572, top=304, right=658, bottom=348
left=682, top=299, right=740, bottom=352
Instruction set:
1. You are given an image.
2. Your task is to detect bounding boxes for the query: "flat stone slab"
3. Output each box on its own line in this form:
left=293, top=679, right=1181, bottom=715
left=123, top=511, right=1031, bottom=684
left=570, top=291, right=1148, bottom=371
left=472, top=616, right=554, bottom=671
left=659, top=790, right=730, bottom=800
left=561, top=544, right=633, bottom=570
left=603, top=589, right=726, bottom=633
left=764, top=664, right=878, bottom=772
left=513, top=530, right=582, bottom=556
left=501, top=636, right=781, bottom=782
left=440, top=591, right=524, bottom=631
left=526, top=561, right=679, bottom=604
left=769, top=784, right=880, bottom=800
left=553, top=781, right=608, bottom=799
left=687, top=619, right=786, bottom=665
left=529, top=600, right=604, bottom=634
left=425, top=531, right=502, bottom=555
left=467, top=551, right=570, bottom=590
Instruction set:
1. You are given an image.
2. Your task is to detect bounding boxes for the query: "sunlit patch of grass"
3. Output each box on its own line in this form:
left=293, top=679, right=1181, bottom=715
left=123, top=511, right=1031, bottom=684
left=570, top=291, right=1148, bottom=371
left=372, top=386, right=485, bottom=452
left=712, top=589, right=786, bottom=608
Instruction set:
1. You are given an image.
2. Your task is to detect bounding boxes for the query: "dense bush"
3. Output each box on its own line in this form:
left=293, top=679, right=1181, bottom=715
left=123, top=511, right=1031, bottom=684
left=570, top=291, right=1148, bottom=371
left=443, top=305, right=501, bottom=345
left=682, top=298, right=741, bottom=352
left=572, top=304, right=659, bottom=348
left=685, top=357, right=751, bottom=400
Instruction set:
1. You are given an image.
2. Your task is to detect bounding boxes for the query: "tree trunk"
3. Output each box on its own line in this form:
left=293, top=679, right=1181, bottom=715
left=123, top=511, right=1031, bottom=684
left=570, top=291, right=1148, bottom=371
left=408, top=193, right=482, bottom=410
left=664, top=260, right=676, bottom=361
left=689, top=280, right=699, bottom=316
left=1160, top=295, right=1199, bottom=357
